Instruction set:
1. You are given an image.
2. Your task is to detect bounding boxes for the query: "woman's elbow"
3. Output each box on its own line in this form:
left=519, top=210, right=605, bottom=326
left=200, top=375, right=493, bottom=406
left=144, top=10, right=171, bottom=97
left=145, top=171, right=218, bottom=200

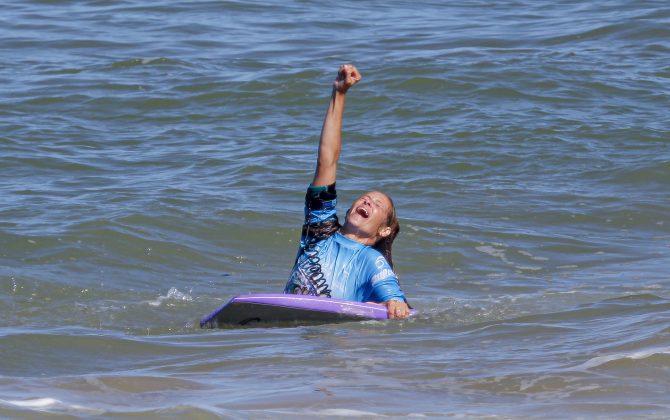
left=316, top=156, right=338, bottom=171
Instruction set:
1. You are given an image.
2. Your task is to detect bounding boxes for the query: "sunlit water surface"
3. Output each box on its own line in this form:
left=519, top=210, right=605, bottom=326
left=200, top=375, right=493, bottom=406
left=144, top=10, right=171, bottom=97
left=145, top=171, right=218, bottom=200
left=1, top=0, right=669, bottom=418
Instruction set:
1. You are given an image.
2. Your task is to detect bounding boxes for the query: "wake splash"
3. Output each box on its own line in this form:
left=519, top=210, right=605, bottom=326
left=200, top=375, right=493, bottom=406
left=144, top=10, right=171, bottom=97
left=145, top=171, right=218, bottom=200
left=147, top=287, right=193, bottom=307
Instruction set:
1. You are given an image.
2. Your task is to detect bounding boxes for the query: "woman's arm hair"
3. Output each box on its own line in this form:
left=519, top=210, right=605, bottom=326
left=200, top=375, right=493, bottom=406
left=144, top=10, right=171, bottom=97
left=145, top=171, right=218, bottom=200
left=312, top=64, right=361, bottom=187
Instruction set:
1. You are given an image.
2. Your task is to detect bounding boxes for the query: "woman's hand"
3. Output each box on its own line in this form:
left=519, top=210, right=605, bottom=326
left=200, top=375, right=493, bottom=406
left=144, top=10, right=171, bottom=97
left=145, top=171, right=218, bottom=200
left=385, top=299, right=410, bottom=319
left=333, top=64, right=362, bottom=94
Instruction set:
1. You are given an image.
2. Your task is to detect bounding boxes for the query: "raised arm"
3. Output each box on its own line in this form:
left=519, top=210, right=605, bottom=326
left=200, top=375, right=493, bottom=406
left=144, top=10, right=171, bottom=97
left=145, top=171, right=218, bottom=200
left=311, top=64, right=362, bottom=187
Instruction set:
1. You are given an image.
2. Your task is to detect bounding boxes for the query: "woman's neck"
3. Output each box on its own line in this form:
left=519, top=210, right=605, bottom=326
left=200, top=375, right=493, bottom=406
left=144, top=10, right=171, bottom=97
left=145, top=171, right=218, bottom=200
left=340, top=224, right=377, bottom=246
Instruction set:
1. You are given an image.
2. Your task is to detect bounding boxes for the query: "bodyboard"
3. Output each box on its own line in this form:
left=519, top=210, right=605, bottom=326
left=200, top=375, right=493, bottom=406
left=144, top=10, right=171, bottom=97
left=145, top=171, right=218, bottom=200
left=200, top=293, right=408, bottom=328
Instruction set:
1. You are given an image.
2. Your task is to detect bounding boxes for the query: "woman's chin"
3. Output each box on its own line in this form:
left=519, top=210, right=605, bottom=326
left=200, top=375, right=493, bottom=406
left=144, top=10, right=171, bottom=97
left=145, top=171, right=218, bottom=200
left=344, top=214, right=366, bottom=228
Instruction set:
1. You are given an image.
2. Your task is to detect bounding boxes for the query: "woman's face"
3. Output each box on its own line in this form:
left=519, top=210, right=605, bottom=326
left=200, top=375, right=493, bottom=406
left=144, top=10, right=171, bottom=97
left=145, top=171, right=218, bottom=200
left=344, top=191, right=392, bottom=240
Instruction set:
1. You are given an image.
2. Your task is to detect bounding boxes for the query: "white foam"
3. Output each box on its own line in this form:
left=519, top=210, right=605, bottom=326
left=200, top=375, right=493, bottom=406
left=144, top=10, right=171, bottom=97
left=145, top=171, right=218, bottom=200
left=1, top=397, right=105, bottom=415
left=147, top=287, right=193, bottom=307
left=476, top=245, right=510, bottom=264
left=3, top=398, right=60, bottom=408
left=576, top=346, right=670, bottom=370
left=518, top=250, right=548, bottom=261
left=314, top=409, right=386, bottom=417
left=515, top=265, right=542, bottom=271
left=477, top=245, right=544, bottom=270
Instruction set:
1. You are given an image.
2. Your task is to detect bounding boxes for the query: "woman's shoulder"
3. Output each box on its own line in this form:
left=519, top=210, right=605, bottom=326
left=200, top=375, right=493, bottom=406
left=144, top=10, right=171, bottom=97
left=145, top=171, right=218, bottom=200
left=360, top=246, right=393, bottom=272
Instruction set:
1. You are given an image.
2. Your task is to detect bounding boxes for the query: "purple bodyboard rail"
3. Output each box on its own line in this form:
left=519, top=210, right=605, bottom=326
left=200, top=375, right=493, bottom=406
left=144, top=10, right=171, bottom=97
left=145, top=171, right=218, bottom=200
left=200, top=293, right=414, bottom=328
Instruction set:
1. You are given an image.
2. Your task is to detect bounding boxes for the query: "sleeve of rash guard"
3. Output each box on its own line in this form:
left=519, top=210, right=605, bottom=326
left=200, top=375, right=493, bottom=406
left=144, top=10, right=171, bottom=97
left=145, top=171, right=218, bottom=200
left=299, top=183, right=340, bottom=249
left=304, top=183, right=337, bottom=224
left=368, top=254, right=406, bottom=303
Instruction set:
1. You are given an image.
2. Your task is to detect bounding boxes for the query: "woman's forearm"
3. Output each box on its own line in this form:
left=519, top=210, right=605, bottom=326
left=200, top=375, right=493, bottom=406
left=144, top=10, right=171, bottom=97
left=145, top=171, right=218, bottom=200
left=311, top=64, right=361, bottom=187
left=312, top=88, right=346, bottom=187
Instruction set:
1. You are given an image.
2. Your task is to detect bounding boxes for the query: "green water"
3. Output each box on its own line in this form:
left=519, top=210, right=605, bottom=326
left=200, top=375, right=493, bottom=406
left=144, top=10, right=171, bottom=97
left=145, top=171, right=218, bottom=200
left=1, top=0, right=669, bottom=417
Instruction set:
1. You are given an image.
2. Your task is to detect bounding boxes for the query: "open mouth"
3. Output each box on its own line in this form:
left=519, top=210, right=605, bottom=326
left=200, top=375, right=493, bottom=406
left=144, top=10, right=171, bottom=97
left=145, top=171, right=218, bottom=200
left=355, top=207, right=370, bottom=218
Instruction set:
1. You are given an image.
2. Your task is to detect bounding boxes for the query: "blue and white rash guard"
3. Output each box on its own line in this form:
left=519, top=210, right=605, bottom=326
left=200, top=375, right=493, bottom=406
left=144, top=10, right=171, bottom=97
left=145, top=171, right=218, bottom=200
left=283, top=183, right=406, bottom=303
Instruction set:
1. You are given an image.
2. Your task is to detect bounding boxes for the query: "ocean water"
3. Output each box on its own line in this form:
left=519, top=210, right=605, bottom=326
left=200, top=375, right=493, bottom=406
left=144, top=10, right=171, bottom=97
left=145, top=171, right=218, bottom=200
left=1, top=0, right=669, bottom=417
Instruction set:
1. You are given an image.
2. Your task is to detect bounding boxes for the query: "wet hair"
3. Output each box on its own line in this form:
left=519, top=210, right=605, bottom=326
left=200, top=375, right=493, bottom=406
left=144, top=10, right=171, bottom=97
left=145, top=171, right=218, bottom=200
left=301, top=217, right=341, bottom=243
left=372, top=193, right=400, bottom=270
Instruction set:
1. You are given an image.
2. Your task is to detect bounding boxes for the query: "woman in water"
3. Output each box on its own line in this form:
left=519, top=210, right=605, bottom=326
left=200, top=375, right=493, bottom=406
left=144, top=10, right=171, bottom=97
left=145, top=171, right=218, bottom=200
left=284, top=64, right=411, bottom=319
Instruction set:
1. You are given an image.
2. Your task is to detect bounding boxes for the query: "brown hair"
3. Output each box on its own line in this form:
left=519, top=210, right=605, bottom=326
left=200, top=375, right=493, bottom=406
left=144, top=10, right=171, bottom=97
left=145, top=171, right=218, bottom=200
left=372, top=193, right=400, bottom=270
